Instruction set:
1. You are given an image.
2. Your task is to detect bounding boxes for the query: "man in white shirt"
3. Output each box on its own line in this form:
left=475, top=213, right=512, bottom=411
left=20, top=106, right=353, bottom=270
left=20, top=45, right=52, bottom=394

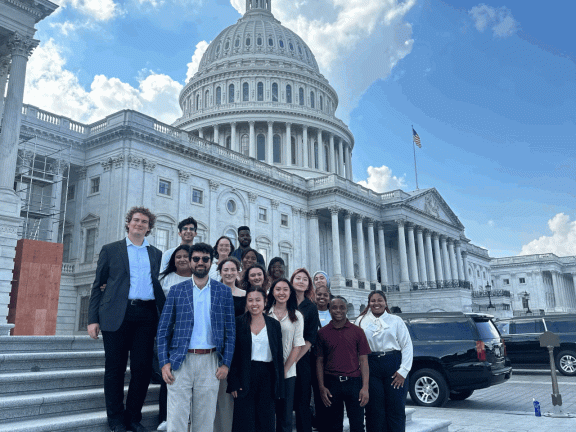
left=160, top=217, right=197, bottom=272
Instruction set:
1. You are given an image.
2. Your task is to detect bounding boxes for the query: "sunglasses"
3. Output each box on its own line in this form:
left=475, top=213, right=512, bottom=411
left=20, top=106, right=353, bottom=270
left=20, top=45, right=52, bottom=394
left=191, top=256, right=210, bottom=263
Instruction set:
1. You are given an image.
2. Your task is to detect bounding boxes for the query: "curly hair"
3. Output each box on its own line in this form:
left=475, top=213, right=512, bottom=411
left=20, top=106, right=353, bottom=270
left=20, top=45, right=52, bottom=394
left=290, top=268, right=316, bottom=303
left=241, top=263, right=268, bottom=291
left=125, top=206, right=156, bottom=236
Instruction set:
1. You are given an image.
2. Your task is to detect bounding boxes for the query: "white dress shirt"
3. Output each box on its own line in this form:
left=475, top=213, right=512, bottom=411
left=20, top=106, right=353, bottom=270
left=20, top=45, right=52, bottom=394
left=189, top=278, right=215, bottom=349
left=251, top=325, right=273, bottom=362
left=356, top=310, right=413, bottom=378
left=268, top=307, right=305, bottom=378
left=160, top=272, right=191, bottom=296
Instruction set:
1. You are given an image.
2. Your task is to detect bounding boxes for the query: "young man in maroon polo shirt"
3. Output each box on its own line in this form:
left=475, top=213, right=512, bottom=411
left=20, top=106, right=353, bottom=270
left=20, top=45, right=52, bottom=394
left=315, top=296, right=370, bottom=432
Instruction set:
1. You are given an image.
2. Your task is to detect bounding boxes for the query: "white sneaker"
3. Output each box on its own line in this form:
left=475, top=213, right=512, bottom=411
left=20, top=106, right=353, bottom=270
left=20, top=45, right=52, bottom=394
left=157, top=421, right=167, bottom=431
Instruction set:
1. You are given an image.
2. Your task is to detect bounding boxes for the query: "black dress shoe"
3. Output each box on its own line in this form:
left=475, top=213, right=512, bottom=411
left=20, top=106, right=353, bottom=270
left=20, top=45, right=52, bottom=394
left=110, top=425, right=127, bottom=432
left=128, top=422, right=149, bottom=432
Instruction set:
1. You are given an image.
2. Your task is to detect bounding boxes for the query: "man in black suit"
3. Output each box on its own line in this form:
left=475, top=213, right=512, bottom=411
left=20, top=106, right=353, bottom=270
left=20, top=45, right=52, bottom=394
left=88, top=206, right=166, bottom=432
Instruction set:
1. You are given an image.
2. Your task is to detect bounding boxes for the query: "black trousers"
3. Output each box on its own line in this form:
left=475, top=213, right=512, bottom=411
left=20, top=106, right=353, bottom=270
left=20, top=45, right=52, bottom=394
left=365, top=352, right=408, bottom=432
left=275, top=376, right=296, bottom=432
left=311, top=353, right=328, bottom=432
left=232, top=361, right=275, bottom=432
left=101, top=302, right=157, bottom=428
left=294, top=351, right=313, bottom=432
left=323, top=375, right=365, bottom=432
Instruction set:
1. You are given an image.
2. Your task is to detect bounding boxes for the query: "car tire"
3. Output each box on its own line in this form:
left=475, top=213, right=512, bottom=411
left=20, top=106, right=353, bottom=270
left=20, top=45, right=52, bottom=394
left=409, top=368, right=449, bottom=407
left=555, top=350, right=576, bottom=376
left=449, top=390, right=474, bottom=401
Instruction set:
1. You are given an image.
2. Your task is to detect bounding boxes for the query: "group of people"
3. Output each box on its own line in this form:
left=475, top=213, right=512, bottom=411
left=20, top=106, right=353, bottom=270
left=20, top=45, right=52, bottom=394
left=88, top=206, right=413, bottom=432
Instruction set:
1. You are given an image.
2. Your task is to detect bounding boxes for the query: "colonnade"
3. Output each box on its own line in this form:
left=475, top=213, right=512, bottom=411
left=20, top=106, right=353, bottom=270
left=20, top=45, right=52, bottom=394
left=193, top=121, right=353, bottom=180
left=309, top=209, right=470, bottom=290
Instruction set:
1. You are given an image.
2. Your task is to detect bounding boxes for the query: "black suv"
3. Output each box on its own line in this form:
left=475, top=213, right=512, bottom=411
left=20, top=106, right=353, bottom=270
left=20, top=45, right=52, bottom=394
left=495, top=315, right=576, bottom=376
left=399, top=312, right=512, bottom=407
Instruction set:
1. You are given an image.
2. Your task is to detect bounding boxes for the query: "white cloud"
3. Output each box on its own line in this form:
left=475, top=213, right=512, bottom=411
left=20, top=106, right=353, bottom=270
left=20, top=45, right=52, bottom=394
left=469, top=4, right=518, bottom=38
left=186, top=40, right=210, bottom=82
left=50, top=20, right=98, bottom=36
left=24, top=40, right=182, bottom=124
left=357, top=165, right=406, bottom=192
left=56, top=0, right=122, bottom=21
left=230, top=0, right=416, bottom=121
left=488, top=220, right=495, bottom=227
left=520, top=213, right=576, bottom=257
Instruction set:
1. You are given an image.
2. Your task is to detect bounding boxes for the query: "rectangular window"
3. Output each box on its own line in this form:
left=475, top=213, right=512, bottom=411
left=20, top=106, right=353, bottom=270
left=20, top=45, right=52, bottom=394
left=90, top=177, right=100, bottom=195
left=258, top=207, right=267, bottom=222
left=281, top=213, right=288, bottom=227
left=67, top=184, right=75, bottom=201
left=63, top=233, right=72, bottom=263
left=158, top=179, right=171, bottom=196
left=84, top=228, right=96, bottom=263
left=503, top=279, right=510, bottom=285
left=78, top=295, right=90, bottom=331
left=281, top=252, right=289, bottom=276
left=156, top=228, right=169, bottom=252
left=519, top=277, right=526, bottom=284
left=192, top=188, right=204, bottom=205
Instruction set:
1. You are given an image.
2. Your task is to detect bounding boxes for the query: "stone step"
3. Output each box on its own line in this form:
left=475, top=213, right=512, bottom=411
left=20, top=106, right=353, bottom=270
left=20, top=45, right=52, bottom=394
left=0, top=350, right=105, bottom=373
left=0, top=405, right=159, bottom=432
left=0, top=336, right=103, bottom=353
left=0, top=384, right=160, bottom=424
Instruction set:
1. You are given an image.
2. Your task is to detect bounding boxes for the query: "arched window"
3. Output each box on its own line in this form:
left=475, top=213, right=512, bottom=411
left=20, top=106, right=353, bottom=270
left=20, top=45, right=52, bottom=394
left=229, top=84, right=235, bottom=103
left=273, top=134, right=281, bottom=163
left=243, top=82, right=249, bottom=101
left=216, top=87, right=221, bottom=105
left=257, top=134, right=266, bottom=161
left=320, top=95, right=323, bottom=110
left=286, top=85, right=292, bottom=103
left=226, top=136, right=231, bottom=149
left=291, top=136, right=297, bottom=165
left=225, top=228, right=237, bottom=248
left=195, top=94, right=200, bottom=110
left=272, top=83, right=278, bottom=102
left=204, top=90, right=209, bottom=108
left=310, top=91, right=315, bottom=108
left=314, top=141, right=319, bottom=169
left=299, top=88, right=304, bottom=106
left=257, top=82, right=264, bottom=101
left=241, top=134, right=249, bottom=156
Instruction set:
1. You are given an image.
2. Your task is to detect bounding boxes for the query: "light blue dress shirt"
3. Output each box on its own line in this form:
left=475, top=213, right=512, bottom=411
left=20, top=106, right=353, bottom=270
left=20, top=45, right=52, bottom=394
left=189, top=278, right=215, bottom=349
left=126, top=237, right=155, bottom=300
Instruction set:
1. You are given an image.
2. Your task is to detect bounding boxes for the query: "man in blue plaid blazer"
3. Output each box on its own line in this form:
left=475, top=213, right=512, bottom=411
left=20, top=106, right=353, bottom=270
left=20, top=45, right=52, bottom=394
left=157, top=242, right=235, bottom=432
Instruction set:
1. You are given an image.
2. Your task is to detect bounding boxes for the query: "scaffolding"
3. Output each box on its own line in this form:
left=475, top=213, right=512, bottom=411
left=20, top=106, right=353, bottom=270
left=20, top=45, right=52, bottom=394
left=15, top=134, right=72, bottom=244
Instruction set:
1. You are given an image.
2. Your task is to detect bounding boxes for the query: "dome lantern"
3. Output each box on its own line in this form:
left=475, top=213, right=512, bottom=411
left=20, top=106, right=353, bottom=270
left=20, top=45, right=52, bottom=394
left=245, top=0, right=272, bottom=14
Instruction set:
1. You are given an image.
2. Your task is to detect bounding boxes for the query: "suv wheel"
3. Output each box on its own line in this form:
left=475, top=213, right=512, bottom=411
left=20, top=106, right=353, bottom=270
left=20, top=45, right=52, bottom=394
left=555, top=350, right=576, bottom=376
left=449, top=390, right=474, bottom=401
left=409, top=368, right=448, bottom=407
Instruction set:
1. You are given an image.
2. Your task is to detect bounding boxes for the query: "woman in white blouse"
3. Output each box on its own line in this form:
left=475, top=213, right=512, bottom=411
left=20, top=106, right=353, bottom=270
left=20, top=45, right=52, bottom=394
left=355, top=291, right=413, bottom=432
left=265, top=278, right=305, bottom=432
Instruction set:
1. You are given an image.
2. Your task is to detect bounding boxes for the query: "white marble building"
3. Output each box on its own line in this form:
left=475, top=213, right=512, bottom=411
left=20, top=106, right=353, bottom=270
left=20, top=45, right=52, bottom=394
left=5, top=0, right=502, bottom=334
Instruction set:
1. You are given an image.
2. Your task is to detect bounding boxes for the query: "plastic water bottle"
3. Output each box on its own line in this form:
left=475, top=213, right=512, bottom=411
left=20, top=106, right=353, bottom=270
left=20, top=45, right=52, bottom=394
left=533, top=398, right=541, bottom=417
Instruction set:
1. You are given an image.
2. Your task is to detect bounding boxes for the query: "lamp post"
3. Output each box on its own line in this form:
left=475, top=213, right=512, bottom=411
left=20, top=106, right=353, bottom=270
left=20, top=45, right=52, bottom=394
left=486, top=282, right=495, bottom=310
left=521, top=291, right=532, bottom=314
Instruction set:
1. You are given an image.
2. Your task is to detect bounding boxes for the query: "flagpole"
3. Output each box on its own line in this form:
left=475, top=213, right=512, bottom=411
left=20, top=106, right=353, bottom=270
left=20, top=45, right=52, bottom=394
left=412, top=125, right=419, bottom=190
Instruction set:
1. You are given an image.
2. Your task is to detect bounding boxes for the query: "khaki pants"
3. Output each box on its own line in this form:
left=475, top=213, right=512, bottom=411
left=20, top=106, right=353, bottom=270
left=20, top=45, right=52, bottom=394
left=214, top=377, right=234, bottom=432
left=167, top=352, right=220, bottom=432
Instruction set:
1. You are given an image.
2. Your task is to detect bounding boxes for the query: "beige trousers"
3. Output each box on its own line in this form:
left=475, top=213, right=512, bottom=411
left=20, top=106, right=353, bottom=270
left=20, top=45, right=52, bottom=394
left=213, top=377, right=234, bottom=432
left=167, top=352, right=220, bottom=432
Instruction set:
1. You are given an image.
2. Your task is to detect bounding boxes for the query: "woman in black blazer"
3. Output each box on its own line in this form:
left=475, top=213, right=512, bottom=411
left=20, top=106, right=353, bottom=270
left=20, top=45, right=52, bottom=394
left=228, top=285, right=285, bottom=432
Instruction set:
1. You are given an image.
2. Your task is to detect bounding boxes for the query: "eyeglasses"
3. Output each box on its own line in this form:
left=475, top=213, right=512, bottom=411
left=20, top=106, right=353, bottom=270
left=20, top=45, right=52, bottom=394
left=191, top=256, right=210, bottom=263
left=181, top=227, right=197, bottom=232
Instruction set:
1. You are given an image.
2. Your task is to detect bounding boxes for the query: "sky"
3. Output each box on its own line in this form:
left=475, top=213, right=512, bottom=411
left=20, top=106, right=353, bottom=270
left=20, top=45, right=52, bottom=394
left=24, top=0, right=576, bottom=258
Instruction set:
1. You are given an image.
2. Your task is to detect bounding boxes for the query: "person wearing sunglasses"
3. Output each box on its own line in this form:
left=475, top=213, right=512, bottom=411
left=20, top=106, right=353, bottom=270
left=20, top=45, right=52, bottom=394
left=157, top=243, right=236, bottom=432
left=160, top=216, right=198, bottom=273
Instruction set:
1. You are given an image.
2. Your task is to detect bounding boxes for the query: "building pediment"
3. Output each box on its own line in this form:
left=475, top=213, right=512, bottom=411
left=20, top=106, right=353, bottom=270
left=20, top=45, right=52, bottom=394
left=80, top=213, right=100, bottom=225
left=403, top=189, right=464, bottom=229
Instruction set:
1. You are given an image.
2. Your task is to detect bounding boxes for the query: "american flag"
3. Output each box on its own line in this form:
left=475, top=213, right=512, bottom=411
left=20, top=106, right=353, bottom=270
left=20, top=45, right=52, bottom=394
left=412, top=127, right=421, bottom=148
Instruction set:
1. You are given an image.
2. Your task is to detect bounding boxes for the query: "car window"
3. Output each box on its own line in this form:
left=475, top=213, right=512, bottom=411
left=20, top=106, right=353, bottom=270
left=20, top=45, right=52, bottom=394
left=545, top=320, right=575, bottom=334
left=409, top=319, right=476, bottom=341
left=497, top=322, right=509, bottom=335
left=475, top=320, right=501, bottom=341
left=511, top=319, right=544, bottom=334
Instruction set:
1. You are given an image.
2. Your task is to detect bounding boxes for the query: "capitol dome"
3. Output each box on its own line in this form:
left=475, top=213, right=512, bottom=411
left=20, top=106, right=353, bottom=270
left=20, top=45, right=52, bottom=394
left=173, top=0, right=355, bottom=180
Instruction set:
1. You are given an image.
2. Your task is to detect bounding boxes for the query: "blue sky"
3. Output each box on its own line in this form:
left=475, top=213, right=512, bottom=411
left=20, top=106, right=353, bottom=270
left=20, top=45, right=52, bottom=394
left=26, top=0, right=576, bottom=257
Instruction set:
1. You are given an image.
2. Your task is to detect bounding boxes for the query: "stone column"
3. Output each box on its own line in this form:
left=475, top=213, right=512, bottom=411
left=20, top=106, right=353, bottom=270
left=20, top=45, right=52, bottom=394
left=367, top=220, right=377, bottom=283
left=302, top=126, right=309, bottom=168
left=424, top=230, right=436, bottom=283
left=329, top=134, right=336, bottom=174
left=377, top=223, right=389, bottom=285
left=198, top=127, right=204, bottom=139
left=309, top=210, right=320, bottom=274
left=356, top=215, right=366, bottom=281
left=249, top=121, right=256, bottom=158
left=461, top=251, right=470, bottom=282
left=406, top=224, right=419, bottom=284
left=0, top=57, right=11, bottom=119
left=285, top=122, right=292, bottom=166
left=338, top=138, right=345, bottom=177
left=344, top=211, right=354, bottom=279
left=396, top=220, right=410, bottom=288
left=416, top=227, right=428, bottom=283
left=440, top=236, right=452, bottom=281
left=432, top=233, right=443, bottom=283
left=317, top=129, right=324, bottom=171
left=230, top=122, right=237, bottom=152
left=213, top=124, right=220, bottom=145
left=346, top=145, right=353, bottom=180
left=448, top=239, right=459, bottom=281
left=455, top=241, right=464, bottom=282
left=267, top=121, right=273, bottom=164
left=551, top=271, right=564, bottom=313
left=330, top=207, right=342, bottom=277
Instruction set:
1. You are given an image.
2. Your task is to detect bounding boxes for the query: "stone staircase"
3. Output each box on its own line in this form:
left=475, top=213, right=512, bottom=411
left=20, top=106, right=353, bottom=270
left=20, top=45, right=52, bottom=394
left=0, top=336, right=160, bottom=432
